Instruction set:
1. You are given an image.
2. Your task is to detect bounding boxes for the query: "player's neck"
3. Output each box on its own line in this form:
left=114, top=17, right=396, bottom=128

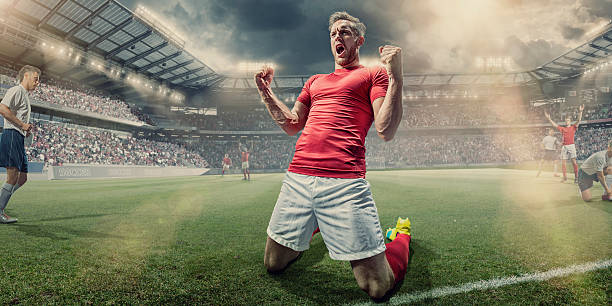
left=335, top=57, right=360, bottom=71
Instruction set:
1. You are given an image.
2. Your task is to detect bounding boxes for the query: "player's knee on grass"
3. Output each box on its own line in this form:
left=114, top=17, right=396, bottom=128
left=581, top=190, right=592, bottom=202
left=351, top=254, right=394, bottom=299
left=264, top=237, right=300, bottom=273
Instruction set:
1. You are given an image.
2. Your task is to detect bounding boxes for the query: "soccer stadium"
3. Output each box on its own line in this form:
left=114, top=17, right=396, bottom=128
left=0, top=0, right=610, bottom=304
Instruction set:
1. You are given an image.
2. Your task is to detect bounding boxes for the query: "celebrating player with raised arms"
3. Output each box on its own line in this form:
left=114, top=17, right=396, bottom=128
left=255, top=11, right=410, bottom=301
left=544, top=104, right=583, bottom=183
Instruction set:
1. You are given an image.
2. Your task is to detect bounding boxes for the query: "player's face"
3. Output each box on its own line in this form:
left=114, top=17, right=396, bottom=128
left=548, top=129, right=554, bottom=136
left=565, top=118, right=571, bottom=126
left=25, top=72, right=39, bottom=91
left=330, top=20, right=363, bottom=68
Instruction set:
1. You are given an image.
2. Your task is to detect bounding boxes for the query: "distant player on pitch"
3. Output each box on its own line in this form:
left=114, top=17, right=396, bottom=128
left=222, top=153, right=232, bottom=176
left=544, top=104, right=583, bottom=183
left=536, top=128, right=560, bottom=177
left=240, top=145, right=250, bottom=180
left=255, top=11, right=410, bottom=301
left=577, top=140, right=612, bottom=202
left=0, top=65, right=39, bottom=223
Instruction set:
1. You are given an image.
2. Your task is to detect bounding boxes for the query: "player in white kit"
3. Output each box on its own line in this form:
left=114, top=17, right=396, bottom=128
left=536, top=128, right=560, bottom=177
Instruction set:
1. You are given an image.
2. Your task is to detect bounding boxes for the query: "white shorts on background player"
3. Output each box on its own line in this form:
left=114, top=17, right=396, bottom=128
left=266, top=171, right=386, bottom=261
left=561, top=144, right=577, bottom=160
left=223, top=164, right=230, bottom=170
left=242, top=161, right=249, bottom=169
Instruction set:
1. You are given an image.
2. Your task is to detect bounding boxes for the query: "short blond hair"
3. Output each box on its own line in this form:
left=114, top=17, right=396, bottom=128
left=18, top=65, right=41, bottom=82
left=328, top=11, right=366, bottom=37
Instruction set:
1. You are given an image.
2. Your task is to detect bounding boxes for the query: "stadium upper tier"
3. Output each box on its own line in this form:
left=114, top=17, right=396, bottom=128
left=0, top=65, right=152, bottom=125
left=0, top=0, right=222, bottom=102
left=219, top=23, right=612, bottom=89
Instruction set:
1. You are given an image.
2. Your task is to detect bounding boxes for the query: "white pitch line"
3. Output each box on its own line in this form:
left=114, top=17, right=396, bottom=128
left=350, top=258, right=612, bottom=306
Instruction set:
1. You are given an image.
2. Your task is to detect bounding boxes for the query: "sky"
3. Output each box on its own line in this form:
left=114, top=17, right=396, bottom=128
left=117, top=0, right=612, bottom=76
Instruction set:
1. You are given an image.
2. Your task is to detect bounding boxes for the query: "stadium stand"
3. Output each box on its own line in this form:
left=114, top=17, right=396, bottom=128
left=27, top=120, right=207, bottom=168
left=0, top=65, right=153, bottom=125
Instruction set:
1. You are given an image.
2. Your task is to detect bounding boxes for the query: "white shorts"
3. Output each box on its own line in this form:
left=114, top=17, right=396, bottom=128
left=223, top=164, right=230, bottom=170
left=242, top=161, right=249, bottom=169
left=561, top=144, right=577, bottom=160
left=266, top=171, right=386, bottom=261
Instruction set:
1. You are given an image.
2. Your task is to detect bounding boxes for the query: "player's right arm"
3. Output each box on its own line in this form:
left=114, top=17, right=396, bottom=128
left=255, top=66, right=308, bottom=136
left=544, top=111, right=558, bottom=128
left=597, top=170, right=611, bottom=195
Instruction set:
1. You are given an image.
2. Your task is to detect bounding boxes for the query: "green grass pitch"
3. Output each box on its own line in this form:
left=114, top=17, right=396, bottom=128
left=0, top=169, right=610, bottom=304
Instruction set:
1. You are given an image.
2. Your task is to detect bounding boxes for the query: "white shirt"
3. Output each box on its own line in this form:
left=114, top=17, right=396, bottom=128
left=1, top=84, right=30, bottom=136
left=541, top=135, right=558, bottom=151
left=580, top=150, right=611, bottom=175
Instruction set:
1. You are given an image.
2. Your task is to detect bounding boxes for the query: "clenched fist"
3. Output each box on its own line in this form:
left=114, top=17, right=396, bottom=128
left=379, top=45, right=402, bottom=80
left=254, top=66, right=275, bottom=91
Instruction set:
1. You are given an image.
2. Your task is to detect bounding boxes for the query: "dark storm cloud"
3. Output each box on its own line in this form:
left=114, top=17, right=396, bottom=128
left=117, top=0, right=611, bottom=75
left=504, top=35, right=569, bottom=69
left=560, top=24, right=586, bottom=40
left=577, top=0, right=612, bottom=20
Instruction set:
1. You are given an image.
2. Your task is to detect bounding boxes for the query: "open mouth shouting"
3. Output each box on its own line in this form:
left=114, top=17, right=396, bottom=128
left=335, top=43, right=346, bottom=58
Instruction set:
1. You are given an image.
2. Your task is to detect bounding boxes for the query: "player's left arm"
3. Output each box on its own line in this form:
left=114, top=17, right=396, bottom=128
left=372, top=45, right=403, bottom=142
left=575, top=104, right=584, bottom=128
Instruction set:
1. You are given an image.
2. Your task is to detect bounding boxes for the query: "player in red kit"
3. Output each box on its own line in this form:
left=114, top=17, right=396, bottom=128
left=222, top=154, right=232, bottom=176
left=544, top=104, right=583, bottom=183
left=255, top=12, right=410, bottom=301
left=240, top=146, right=250, bottom=180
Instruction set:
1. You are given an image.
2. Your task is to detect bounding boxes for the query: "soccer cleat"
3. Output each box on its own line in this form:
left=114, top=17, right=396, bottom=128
left=574, top=177, right=578, bottom=184
left=386, top=217, right=411, bottom=241
left=0, top=212, right=17, bottom=224
left=395, top=217, right=411, bottom=236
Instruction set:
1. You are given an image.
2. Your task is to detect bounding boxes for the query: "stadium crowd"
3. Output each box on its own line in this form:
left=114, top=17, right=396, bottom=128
left=185, top=127, right=611, bottom=170
left=186, top=136, right=295, bottom=169
left=13, top=119, right=612, bottom=170
left=163, top=102, right=609, bottom=131
left=401, top=103, right=610, bottom=128
left=0, top=65, right=153, bottom=124
left=27, top=120, right=207, bottom=167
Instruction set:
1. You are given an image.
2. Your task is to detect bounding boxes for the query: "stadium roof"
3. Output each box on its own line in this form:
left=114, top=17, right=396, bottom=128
left=0, top=0, right=223, bottom=100
left=219, top=23, right=612, bottom=90
left=532, top=21, right=612, bottom=81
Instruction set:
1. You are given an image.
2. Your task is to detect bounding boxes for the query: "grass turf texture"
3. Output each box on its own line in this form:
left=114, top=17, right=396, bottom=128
left=0, top=169, right=610, bottom=305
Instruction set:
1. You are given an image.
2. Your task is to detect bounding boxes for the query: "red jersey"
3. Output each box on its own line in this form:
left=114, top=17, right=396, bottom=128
left=288, top=65, right=389, bottom=178
left=223, top=157, right=231, bottom=165
left=241, top=152, right=249, bottom=162
left=557, top=125, right=577, bottom=145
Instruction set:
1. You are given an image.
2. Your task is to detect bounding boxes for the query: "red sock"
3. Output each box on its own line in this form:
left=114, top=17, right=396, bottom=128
left=562, top=162, right=567, bottom=179
left=312, top=227, right=320, bottom=237
left=572, top=163, right=578, bottom=177
left=384, top=234, right=411, bottom=284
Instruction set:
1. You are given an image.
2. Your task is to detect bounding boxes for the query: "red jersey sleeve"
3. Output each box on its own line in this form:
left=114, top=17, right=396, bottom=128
left=556, top=125, right=563, bottom=133
left=296, top=75, right=321, bottom=108
left=369, top=66, right=389, bottom=103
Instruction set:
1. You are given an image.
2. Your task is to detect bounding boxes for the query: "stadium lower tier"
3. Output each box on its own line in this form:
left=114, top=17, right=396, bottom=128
left=22, top=120, right=612, bottom=170
left=27, top=120, right=207, bottom=167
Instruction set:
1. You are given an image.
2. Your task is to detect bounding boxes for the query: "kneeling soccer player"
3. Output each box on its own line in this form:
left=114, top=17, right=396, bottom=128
left=577, top=141, right=612, bottom=202
left=255, top=12, right=411, bottom=301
